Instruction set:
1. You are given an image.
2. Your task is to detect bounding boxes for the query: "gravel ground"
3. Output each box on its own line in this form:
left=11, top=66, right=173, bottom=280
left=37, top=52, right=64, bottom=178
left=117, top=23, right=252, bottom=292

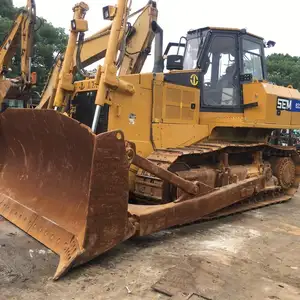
left=1, top=194, right=300, bottom=300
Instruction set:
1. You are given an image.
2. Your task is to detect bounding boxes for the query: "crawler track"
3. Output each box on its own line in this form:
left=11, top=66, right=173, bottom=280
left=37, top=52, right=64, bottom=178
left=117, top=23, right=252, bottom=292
left=133, top=141, right=300, bottom=219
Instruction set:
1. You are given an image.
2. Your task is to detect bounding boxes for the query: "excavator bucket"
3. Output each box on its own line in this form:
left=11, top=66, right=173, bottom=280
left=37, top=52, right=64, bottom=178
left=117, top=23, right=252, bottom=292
left=0, top=109, right=134, bottom=280
left=0, top=80, right=13, bottom=102
left=0, top=79, right=31, bottom=103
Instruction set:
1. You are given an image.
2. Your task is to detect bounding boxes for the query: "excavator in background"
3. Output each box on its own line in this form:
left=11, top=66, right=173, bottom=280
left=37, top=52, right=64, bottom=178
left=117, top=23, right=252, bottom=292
left=0, top=0, right=36, bottom=106
left=1, top=0, right=300, bottom=281
left=269, top=129, right=300, bottom=150
left=37, top=1, right=157, bottom=109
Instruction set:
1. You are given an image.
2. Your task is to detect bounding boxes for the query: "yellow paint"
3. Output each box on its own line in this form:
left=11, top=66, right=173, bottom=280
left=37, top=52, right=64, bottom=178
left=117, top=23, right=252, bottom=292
left=106, top=73, right=207, bottom=191
left=108, top=74, right=154, bottom=158
left=152, top=124, right=209, bottom=149
left=206, top=26, right=263, bottom=39
left=107, top=73, right=205, bottom=155
left=91, top=72, right=300, bottom=162
left=75, top=74, right=300, bottom=153
left=39, top=2, right=157, bottom=109
left=53, top=3, right=89, bottom=108
left=72, top=57, right=300, bottom=192
left=157, top=82, right=199, bottom=125
left=199, top=82, right=300, bottom=132
left=199, top=111, right=244, bottom=126
left=243, top=82, right=300, bottom=127
left=0, top=0, right=36, bottom=103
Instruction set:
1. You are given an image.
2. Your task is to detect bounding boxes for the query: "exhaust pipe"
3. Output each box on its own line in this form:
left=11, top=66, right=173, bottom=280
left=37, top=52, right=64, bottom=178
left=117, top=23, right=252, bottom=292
left=151, top=21, right=164, bottom=73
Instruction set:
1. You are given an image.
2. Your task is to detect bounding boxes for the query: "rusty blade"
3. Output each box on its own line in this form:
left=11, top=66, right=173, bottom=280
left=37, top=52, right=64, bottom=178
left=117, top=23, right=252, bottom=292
left=0, top=109, right=133, bottom=280
left=73, top=127, right=135, bottom=271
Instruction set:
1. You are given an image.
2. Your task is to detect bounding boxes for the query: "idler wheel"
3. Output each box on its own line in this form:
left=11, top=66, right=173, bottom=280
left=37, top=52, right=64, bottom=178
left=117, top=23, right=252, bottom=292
left=271, top=157, right=296, bottom=190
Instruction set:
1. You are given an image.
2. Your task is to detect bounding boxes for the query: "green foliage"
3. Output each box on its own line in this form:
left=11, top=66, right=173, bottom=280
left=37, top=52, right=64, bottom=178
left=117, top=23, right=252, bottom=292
left=0, top=16, right=13, bottom=42
left=0, top=1, right=68, bottom=93
left=266, top=54, right=300, bottom=90
left=32, top=21, right=68, bottom=92
left=0, top=0, right=17, bottom=19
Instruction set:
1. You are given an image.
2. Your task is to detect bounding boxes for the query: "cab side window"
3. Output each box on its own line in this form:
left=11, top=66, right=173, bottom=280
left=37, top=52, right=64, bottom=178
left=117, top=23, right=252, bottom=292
left=242, top=39, right=264, bottom=81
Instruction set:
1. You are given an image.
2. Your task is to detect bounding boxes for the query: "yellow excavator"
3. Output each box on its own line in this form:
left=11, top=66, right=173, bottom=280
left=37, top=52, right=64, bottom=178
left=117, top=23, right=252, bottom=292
left=37, top=1, right=157, bottom=110
left=1, top=0, right=300, bottom=281
left=0, top=0, right=36, bottom=105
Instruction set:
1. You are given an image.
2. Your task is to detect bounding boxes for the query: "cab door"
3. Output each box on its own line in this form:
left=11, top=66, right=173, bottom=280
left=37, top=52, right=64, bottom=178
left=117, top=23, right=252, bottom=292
left=199, top=32, right=242, bottom=113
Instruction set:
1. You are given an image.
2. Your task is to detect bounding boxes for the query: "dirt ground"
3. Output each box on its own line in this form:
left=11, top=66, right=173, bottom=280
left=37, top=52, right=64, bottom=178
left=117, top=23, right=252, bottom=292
left=1, top=194, right=300, bottom=300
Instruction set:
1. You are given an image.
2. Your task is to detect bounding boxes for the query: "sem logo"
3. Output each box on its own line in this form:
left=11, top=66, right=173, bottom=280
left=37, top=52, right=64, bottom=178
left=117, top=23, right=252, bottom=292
left=277, top=98, right=292, bottom=111
left=190, top=74, right=199, bottom=86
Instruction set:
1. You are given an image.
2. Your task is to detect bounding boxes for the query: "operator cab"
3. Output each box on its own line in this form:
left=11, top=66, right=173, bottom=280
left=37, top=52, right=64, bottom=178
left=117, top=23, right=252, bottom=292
left=166, top=27, right=270, bottom=113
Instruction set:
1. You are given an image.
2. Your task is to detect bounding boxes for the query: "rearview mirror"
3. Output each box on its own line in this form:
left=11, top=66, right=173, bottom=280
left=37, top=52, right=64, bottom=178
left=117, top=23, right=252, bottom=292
left=265, top=40, right=276, bottom=48
left=166, top=55, right=184, bottom=71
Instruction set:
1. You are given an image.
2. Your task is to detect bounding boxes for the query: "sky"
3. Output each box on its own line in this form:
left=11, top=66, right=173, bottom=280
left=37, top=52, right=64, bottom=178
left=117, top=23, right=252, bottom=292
left=12, top=0, right=300, bottom=71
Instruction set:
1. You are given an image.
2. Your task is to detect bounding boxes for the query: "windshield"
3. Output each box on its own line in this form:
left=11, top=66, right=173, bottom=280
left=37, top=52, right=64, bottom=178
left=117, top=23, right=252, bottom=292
left=183, top=31, right=207, bottom=70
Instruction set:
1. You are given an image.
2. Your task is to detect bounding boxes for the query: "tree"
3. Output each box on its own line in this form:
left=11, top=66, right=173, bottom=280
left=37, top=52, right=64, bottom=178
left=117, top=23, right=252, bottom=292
left=266, top=54, right=300, bottom=90
left=0, top=0, right=68, bottom=93
left=0, top=15, right=13, bottom=43
left=0, top=0, right=17, bottom=19
left=32, top=20, right=68, bottom=93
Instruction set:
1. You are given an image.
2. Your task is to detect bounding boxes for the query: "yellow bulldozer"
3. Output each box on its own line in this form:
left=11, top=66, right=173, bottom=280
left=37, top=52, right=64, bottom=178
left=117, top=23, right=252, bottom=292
left=1, top=0, right=300, bottom=281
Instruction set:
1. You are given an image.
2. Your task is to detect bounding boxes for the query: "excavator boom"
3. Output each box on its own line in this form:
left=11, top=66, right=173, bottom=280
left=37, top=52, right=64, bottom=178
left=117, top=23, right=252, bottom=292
left=37, top=1, right=157, bottom=109
left=21, top=0, right=36, bottom=82
left=0, top=0, right=36, bottom=103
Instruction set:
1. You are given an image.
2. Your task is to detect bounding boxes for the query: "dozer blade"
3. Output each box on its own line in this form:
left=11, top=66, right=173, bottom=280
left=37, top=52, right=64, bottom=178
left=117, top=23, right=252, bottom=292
left=0, top=109, right=134, bottom=280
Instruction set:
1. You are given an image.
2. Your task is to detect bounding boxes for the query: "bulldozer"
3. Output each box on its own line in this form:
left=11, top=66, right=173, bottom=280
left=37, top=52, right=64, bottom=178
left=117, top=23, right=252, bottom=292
left=1, top=0, right=300, bottom=281
left=0, top=0, right=36, bottom=105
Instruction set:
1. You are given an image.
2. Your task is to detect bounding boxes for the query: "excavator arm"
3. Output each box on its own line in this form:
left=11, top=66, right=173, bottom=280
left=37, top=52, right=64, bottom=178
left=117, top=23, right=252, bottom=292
left=0, top=15, right=23, bottom=73
left=20, top=0, right=36, bottom=84
left=37, top=1, right=157, bottom=109
left=0, top=0, right=36, bottom=103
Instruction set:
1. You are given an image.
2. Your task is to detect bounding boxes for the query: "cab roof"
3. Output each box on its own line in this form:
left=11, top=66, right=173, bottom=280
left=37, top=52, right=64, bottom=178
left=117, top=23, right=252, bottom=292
left=187, top=26, right=264, bottom=40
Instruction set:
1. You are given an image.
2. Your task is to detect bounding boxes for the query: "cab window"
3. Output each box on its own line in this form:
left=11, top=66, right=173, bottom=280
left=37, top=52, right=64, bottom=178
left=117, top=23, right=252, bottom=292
left=242, top=39, right=264, bottom=80
left=183, top=31, right=207, bottom=70
left=183, top=38, right=201, bottom=70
